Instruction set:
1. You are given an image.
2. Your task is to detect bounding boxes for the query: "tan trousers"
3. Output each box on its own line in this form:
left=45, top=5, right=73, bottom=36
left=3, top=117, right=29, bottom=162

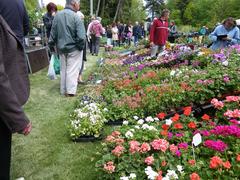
left=59, top=50, right=83, bottom=95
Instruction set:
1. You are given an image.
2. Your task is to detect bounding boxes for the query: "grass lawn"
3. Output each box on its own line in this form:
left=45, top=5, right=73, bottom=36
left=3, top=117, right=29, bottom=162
left=11, top=51, right=109, bottom=180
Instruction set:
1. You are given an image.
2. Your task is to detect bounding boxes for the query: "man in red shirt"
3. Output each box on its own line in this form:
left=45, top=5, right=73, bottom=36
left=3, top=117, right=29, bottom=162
left=150, top=9, right=170, bottom=57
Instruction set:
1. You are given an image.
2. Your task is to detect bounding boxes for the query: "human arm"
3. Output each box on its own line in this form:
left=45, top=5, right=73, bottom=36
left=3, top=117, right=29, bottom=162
left=48, top=16, right=57, bottom=50
left=22, top=2, right=29, bottom=36
left=75, top=16, right=86, bottom=50
left=150, top=20, right=157, bottom=46
left=209, top=27, right=219, bottom=42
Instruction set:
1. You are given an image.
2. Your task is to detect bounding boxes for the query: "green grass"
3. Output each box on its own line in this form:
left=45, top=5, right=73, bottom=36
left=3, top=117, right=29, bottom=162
left=11, top=51, right=110, bottom=180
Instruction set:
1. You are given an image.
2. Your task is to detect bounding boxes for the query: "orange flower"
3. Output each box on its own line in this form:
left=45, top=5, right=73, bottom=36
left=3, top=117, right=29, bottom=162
left=237, top=154, right=240, bottom=162
left=161, top=161, right=167, bottom=167
left=172, top=113, right=180, bottom=122
left=162, top=124, right=169, bottom=130
left=190, top=172, right=200, bottom=180
left=188, top=159, right=196, bottom=166
left=209, top=156, right=222, bottom=169
left=223, top=161, right=231, bottom=169
left=202, top=114, right=211, bottom=121
left=157, top=112, right=166, bottom=120
left=183, top=106, right=192, bottom=116
left=188, top=122, right=197, bottom=129
left=174, top=123, right=183, bottom=129
left=160, top=130, right=168, bottom=136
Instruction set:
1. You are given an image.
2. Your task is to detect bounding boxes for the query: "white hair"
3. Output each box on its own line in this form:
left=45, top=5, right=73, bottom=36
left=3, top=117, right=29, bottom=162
left=66, top=0, right=79, bottom=5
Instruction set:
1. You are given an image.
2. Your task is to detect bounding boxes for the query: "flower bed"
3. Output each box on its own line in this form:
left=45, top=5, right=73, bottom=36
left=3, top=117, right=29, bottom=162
left=68, top=96, right=107, bottom=141
left=96, top=96, right=240, bottom=179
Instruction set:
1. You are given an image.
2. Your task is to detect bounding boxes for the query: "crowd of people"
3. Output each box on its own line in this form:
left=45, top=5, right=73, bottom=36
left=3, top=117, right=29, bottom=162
left=1, top=0, right=240, bottom=179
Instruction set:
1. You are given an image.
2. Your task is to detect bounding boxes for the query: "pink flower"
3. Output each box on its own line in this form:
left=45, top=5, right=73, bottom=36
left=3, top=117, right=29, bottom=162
left=105, top=135, right=115, bottom=143
left=140, top=143, right=151, bottom=153
left=211, top=98, right=224, bottom=109
left=115, top=138, right=125, bottom=145
left=226, top=96, right=240, bottom=102
left=111, top=131, right=121, bottom=137
left=112, top=145, right=125, bottom=157
left=129, top=140, right=140, bottom=154
left=104, top=161, right=115, bottom=173
left=204, top=140, right=228, bottom=152
left=145, top=156, right=154, bottom=165
left=178, top=142, right=188, bottom=150
left=151, top=139, right=169, bottom=152
left=169, top=144, right=178, bottom=154
left=224, top=109, right=240, bottom=118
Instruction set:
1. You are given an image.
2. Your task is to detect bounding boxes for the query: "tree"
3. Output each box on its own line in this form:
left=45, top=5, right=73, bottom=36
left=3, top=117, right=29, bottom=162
left=144, top=0, right=165, bottom=20
left=114, top=0, right=124, bottom=22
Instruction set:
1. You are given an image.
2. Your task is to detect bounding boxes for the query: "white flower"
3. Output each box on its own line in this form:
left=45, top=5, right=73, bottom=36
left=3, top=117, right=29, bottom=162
left=123, top=121, right=129, bottom=125
left=166, top=170, right=178, bottom=179
left=154, top=117, right=159, bottom=121
left=170, top=70, right=176, bottom=76
left=162, top=177, right=170, bottom=180
left=137, top=119, right=144, bottom=125
left=145, top=166, right=158, bottom=180
left=142, top=124, right=149, bottom=130
left=148, top=126, right=157, bottom=131
left=120, top=177, right=129, bottom=180
left=125, top=131, right=134, bottom=138
left=165, top=119, right=173, bottom=126
left=129, top=173, right=137, bottom=179
left=84, top=101, right=88, bottom=104
left=103, top=108, right=108, bottom=112
left=129, top=128, right=135, bottom=132
left=177, top=165, right=184, bottom=174
left=133, top=116, right=139, bottom=120
left=145, top=116, right=154, bottom=122
left=222, top=60, right=229, bottom=66
left=134, top=125, right=140, bottom=129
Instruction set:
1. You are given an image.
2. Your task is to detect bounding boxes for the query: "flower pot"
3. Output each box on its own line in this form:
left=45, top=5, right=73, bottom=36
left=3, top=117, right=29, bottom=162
left=106, top=119, right=123, bottom=126
left=72, top=133, right=103, bottom=142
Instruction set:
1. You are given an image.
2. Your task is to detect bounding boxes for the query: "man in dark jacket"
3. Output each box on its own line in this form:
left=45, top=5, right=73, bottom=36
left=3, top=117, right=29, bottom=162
left=0, top=15, right=32, bottom=180
left=0, top=0, right=29, bottom=45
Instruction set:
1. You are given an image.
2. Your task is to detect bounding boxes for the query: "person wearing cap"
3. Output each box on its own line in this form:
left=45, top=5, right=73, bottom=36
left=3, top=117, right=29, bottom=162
left=49, top=0, right=86, bottom=96
left=209, top=17, right=240, bottom=50
left=150, top=9, right=170, bottom=57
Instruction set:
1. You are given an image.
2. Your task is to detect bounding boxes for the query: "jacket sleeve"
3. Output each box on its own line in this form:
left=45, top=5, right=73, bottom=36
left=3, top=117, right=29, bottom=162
left=48, top=16, right=57, bottom=47
left=75, top=17, right=86, bottom=50
left=0, top=36, right=29, bottom=133
left=150, top=20, right=157, bottom=43
left=231, top=28, right=240, bottom=44
left=22, top=2, right=29, bottom=36
left=209, top=27, right=218, bottom=42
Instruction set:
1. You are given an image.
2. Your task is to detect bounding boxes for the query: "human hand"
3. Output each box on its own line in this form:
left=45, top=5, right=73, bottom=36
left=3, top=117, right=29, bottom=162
left=52, top=12, right=56, bottom=16
left=150, top=42, right=155, bottom=47
left=20, top=122, right=32, bottom=136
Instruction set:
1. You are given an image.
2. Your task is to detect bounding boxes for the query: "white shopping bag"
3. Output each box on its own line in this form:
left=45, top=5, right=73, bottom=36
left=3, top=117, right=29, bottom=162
left=47, top=55, right=57, bottom=80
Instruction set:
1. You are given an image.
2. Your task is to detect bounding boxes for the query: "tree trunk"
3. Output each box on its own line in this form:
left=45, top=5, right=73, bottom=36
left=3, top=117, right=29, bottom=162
left=96, top=0, right=101, bottom=17
left=100, top=0, right=105, bottom=18
left=114, top=0, right=123, bottom=22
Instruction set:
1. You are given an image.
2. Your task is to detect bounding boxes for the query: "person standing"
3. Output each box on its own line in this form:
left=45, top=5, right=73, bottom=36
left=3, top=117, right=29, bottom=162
left=133, top=21, right=140, bottom=46
left=150, top=9, right=170, bottom=57
left=209, top=17, right=240, bottom=50
left=89, top=17, right=104, bottom=56
left=0, top=15, right=32, bottom=180
left=0, top=0, right=29, bottom=45
left=106, top=25, right=113, bottom=49
left=87, top=16, right=96, bottom=54
left=43, top=2, right=58, bottom=39
left=198, top=26, right=207, bottom=44
left=112, top=22, right=119, bottom=47
left=49, top=0, right=86, bottom=96
left=169, top=21, right=177, bottom=43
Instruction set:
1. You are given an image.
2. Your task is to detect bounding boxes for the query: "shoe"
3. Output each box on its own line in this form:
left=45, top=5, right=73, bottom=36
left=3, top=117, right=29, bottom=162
left=65, top=93, right=75, bottom=97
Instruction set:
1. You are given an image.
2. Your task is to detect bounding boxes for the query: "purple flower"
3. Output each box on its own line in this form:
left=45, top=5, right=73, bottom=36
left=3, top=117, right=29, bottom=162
left=178, top=142, right=188, bottom=150
left=229, top=119, right=240, bottom=125
left=196, top=79, right=203, bottom=84
left=210, top=125, right=240, bottom=138
left=168, top=132, right=173, bottom=140
left=204, top=140, right=228, bottom=152
left=201, top=130, right=210, bottom=137
left=175, top=133, right=184, bottom=138
left=213, top=53, right=226, bottom=61
left=175, top=150, right=181, bottom=157
left=129, top=66, right=135, bottom=72
left=137, top=64, right=145, bottom=71
left=223, top=75, right=230, bottom=83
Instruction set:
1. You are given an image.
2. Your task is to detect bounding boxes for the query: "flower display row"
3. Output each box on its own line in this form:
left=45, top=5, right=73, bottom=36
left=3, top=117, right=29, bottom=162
left=96, top=96, right=240, bottom=179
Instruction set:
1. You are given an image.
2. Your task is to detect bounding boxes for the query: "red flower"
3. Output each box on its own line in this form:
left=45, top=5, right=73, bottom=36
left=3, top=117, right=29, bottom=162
left=188, top=159, right=196, bottom=166
left=162, top=124, right=169, bottom=130
left=172, top=113, right=180, bottom=122
left=183, top=106, right=192, bottom=116
left=157, top=112, right=166, bottom=120
left=161, top=161, right=167, bottom=167
left=237, top=154, right=240, bottom=162
left=202, top=114, right=211, bottom=121
left=190, top=172, right=200, bottom=180
left=160, top=130, right=168, bottom=136
left=209, top=156, right=222, bottom=169
left=174, top=123, right=183, bottom=129
left=188, top=122, right=197, bottom=129
left=223, top=161, right=231, bottom=169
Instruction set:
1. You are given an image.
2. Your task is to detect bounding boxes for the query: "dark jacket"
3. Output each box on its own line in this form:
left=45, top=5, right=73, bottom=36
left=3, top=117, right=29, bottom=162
left=43, top=13, right=54, bottom=38
left=0, top=16, right=30, bottom=133
left=0, top=0, right=29, bottom=44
